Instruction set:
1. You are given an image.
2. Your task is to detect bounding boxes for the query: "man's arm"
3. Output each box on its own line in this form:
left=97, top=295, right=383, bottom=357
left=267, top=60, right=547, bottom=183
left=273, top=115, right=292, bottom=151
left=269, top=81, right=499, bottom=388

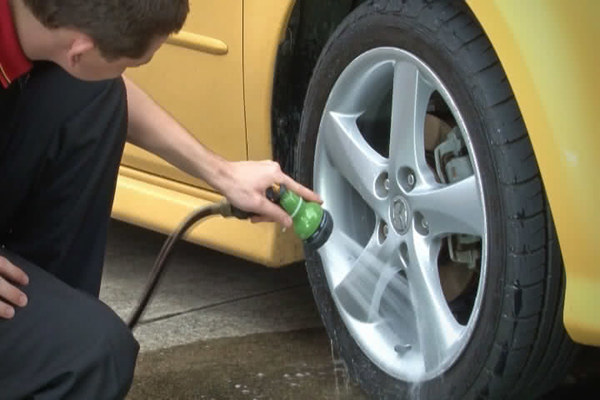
left=123, top=76, right=320, bottom=227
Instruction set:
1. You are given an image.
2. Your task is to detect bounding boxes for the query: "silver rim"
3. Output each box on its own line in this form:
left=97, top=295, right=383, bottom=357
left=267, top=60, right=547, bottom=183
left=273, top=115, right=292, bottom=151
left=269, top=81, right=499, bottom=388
left=314, top=47, right=488, bottom=381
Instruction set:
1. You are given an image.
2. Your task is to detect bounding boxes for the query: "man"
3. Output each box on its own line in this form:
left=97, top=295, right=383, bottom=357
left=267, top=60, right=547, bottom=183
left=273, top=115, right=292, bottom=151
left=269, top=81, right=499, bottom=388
left=0, top=0, right=320, bottom=398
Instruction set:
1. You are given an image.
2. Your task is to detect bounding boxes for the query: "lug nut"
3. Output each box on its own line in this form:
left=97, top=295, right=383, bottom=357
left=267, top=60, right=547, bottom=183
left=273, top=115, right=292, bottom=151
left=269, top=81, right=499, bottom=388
left=378, top=222, right=389, bottom=243
left=384, top=178, right=390, bottom=191
left=407, top=173, right=415, bottom=188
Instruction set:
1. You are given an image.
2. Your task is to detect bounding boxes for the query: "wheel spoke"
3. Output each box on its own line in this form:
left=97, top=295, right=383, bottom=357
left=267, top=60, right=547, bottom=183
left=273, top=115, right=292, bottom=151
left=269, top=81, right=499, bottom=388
left=389, top=61, right=435, bottom=183
left=333, top=232, right=405, bottom=323
left=330, top=59, right=395, bottom=114
left=322, top=111, right=388, bottom=216
left=405, top=235, right=463, bottom=370
left=411, top=175, right=484, bottom=237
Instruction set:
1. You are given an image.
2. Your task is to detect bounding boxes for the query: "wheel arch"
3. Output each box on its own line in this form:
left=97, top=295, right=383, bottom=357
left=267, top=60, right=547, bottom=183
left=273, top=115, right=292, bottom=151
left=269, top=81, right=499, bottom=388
left=271, top=0, right=366, bottom=174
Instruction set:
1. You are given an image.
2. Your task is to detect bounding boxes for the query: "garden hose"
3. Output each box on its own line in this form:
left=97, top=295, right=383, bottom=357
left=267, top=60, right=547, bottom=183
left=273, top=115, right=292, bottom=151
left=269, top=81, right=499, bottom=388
left=127, top=185, right=333, bottom=330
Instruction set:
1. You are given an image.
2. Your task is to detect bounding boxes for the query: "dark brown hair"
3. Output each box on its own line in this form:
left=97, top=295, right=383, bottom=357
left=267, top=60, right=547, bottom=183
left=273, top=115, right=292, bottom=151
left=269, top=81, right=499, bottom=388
left=24, top=0, right=189, bottom=60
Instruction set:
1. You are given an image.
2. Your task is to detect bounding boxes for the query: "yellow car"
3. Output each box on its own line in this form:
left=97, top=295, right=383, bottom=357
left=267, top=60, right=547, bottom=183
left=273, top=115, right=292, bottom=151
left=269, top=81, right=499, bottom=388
left=115, top=0, right=599, bottom=398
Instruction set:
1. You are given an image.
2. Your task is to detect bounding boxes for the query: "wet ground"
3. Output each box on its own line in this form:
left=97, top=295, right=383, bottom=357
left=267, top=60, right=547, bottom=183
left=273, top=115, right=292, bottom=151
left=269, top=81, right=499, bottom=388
left=127, top=333, right=599, bottom=400
left=128, top=328, right=367, bottom=400
left=101, top=220, right=600, bottom=400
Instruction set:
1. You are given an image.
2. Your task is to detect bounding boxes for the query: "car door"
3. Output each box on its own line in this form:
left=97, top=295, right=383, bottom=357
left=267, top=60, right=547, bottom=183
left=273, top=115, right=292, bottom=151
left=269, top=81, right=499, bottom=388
left=122, top=0, right=245, bottom=191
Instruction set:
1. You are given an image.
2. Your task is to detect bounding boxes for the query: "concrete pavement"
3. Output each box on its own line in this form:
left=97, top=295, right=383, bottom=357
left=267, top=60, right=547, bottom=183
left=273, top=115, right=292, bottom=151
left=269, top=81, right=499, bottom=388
left=99, top=219, right=368, bottom=399
left=100, top=219, right=324, bottom=352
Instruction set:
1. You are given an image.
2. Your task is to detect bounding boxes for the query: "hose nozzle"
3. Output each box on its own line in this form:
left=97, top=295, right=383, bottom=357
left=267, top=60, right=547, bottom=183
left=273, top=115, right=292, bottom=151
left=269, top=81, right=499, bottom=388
left=275, top=184, right=333, bottom=250
left=223, top=184, right=333, bottom=250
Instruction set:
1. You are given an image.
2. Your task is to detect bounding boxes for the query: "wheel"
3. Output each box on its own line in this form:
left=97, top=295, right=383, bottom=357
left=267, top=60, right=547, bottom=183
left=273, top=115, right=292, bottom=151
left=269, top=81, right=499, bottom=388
left=295, top=1, right=577, bottom=399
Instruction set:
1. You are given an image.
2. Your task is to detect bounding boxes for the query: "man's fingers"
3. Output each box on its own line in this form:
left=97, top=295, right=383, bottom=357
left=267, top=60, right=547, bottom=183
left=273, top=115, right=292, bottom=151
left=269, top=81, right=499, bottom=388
left=0, top=301, right=15, bottom=319
left=279, top=174, right=322, bottom=204
left=259, top=160, right=322, bottom=203
left=294, top=182, right=323, bottom=204
left=0, top=277, right=28, bottom=309
left=256, top=198, right=292, bottom=227
left=0, top=256, right=29, bottom=286
left=250, top=215, right=274, bottom=224
left=0, top=256, right=29, bottom=319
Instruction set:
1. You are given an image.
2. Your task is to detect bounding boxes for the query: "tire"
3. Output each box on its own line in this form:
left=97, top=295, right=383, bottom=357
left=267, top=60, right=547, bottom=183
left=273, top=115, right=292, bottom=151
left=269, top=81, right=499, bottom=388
left=294, top=1, right=578, bottom=399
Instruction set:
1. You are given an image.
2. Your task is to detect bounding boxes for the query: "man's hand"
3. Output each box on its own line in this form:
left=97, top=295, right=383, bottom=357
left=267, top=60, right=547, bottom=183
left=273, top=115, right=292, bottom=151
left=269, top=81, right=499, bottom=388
left=219, top=160, right=322, bottom=228
left=0, top=257, right=29, bottom=319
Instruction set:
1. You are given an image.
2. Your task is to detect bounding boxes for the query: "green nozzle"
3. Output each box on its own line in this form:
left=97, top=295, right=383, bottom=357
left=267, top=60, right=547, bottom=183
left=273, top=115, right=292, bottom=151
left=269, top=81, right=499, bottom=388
left=276, top=185, right=333, bottom=249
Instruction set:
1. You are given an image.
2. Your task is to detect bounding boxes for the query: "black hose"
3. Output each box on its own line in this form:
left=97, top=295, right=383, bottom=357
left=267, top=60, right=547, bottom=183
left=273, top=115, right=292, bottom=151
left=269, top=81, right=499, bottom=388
left=127, top=200, right=249, bottom=330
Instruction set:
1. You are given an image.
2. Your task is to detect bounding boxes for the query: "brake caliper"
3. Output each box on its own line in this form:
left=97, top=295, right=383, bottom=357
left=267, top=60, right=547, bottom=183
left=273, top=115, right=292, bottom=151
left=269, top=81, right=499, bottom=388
left=434, top=128, right=480, bottom=270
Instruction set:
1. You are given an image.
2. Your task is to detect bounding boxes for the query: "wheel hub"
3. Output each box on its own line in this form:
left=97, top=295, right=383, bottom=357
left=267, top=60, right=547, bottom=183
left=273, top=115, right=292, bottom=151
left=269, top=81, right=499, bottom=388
left=391, top=195, right=411, bottom=234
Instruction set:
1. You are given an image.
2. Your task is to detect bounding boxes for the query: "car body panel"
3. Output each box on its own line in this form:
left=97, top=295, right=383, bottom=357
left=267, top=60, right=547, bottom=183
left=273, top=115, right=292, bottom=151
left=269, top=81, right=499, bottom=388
left=113, top=0, right=303, bottom=266
left=467, top=0, right=600, bottom=345
left=123, top=0, right=246, bottom=191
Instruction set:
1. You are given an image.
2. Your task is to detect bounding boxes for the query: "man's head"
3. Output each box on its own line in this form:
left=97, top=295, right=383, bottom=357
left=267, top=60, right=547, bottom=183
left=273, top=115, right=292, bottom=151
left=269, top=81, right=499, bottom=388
left=21, top=0, right=189, bottom=80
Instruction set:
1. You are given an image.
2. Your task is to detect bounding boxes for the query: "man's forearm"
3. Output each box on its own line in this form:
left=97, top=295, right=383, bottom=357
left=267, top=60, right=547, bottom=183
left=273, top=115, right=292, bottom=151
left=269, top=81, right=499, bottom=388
left=122, top=75, right=321, bottom=227
left=123, top=75, right=230, bottom=192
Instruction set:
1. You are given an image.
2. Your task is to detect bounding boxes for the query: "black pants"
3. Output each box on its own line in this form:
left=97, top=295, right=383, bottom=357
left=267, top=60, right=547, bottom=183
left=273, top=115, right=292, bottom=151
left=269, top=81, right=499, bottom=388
left=0, top=63, right=139, bottom=399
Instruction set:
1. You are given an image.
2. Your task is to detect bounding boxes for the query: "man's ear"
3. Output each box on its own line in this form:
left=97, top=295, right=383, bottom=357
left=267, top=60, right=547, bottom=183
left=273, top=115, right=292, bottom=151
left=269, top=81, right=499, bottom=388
left=66, top=33, right=95, bottom=68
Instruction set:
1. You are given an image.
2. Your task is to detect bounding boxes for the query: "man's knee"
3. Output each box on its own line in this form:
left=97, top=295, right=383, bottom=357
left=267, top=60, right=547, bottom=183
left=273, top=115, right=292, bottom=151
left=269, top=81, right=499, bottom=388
left=75, top=300, right=140, bottom=399
left=0, top=251, right=139, bottom=399
left=29, top=298, right=140, bottom=399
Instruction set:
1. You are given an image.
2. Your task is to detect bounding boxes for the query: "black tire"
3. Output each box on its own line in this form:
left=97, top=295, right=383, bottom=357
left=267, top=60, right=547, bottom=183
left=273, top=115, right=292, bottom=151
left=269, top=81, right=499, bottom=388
left=295, top=1, right=578, bottom=399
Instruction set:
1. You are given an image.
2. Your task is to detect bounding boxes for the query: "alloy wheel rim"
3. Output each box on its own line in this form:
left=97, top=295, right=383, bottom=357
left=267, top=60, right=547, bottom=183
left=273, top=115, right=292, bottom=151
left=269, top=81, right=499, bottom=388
left=313, top=47, right=488, bottom=381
